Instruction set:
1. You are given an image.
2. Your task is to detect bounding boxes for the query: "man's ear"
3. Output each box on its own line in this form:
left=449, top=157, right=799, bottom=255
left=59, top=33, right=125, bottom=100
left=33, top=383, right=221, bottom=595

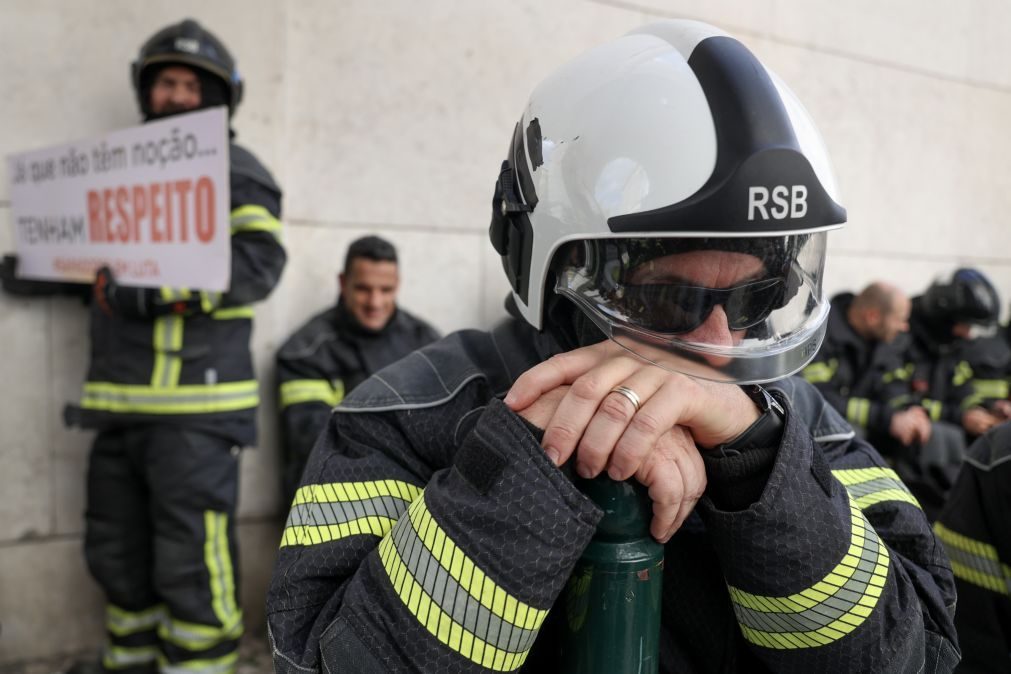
left=338, top=272, right=346, bottom=294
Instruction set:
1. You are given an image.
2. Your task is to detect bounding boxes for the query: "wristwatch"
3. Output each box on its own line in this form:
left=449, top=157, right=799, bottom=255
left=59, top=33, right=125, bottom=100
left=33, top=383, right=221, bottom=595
left=720, top=384, right=786, bottom=451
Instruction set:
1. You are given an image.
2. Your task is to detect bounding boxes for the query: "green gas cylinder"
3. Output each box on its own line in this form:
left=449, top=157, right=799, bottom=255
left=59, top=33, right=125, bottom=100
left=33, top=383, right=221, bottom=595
left=559, top=476, right=664, bottom=673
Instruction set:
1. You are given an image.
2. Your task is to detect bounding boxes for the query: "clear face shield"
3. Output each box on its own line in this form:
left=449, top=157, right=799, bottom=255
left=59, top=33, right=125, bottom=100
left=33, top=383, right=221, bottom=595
left=554, top=233, right=830, bottom=384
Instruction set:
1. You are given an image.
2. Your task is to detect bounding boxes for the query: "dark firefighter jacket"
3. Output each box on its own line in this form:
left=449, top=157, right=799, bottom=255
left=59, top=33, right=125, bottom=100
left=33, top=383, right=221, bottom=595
left=276, top=301, right=439, bottom=500
left=68, top=143, right=285, bottom=447
left=956, top=332, right=1011, bottom=418
left=935, top=422, right=1011, bottom=673
left=801, top=293, right=913, bottom=439
left=267, top=319, right=959, bottom=674
left=904, top=296, right=1004, bottom=428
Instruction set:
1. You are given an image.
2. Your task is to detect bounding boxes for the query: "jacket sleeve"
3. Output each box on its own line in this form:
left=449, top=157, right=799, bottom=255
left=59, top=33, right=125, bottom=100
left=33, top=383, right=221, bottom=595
left=266, top=395, right=601, bottom=674
left=697, top=391, right=960, bottom=673
left=801, top=348, right=901, bottom=437
left=935, top=425, right=1011, bottom=671
left=276, top=350, right=345, bottom=505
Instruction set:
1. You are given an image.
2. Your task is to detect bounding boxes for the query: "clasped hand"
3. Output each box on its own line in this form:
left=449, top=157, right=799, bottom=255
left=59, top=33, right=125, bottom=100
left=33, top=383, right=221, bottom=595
left=505, top=340, right=761, bottom=542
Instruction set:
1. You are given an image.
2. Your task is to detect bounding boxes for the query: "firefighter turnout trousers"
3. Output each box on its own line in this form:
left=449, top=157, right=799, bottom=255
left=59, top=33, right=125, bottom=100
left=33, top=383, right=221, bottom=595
left=84, top=426, right=242, bottom=672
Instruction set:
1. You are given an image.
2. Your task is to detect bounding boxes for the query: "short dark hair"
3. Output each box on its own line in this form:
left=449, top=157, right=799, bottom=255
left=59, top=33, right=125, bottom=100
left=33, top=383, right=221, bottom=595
left=343, top=235, right=398, bottom=274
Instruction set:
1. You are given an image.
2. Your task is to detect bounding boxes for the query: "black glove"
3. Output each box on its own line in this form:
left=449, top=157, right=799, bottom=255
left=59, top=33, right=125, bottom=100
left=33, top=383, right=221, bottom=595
left=93, top=266, right=200, bottom=318
left=1, top=254, right=90, bottom=299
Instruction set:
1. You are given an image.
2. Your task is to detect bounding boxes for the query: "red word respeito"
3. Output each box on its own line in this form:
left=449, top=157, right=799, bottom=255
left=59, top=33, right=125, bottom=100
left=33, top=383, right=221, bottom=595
left=87, top=176, right=216, bottom=244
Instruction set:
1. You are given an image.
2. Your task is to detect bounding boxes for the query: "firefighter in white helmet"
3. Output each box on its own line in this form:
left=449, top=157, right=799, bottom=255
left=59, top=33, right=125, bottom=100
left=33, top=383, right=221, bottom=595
left=267, top=20, right=957, bottom=673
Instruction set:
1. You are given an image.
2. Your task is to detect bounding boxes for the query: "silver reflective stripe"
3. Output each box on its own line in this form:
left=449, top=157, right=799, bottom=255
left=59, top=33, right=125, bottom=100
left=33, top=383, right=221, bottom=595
left=388, top=502, right=541, bottom=655
left=104, top=646, right=159, bottom=668
left=107, top=604, right=166, bottom=636
left=943, top=545, right=1011, bottom=593
left=728, top=500, right=890, bottom=649
left=84, top=387, right=256, bottom=407
left=160, top=617, right=242, bottom=650
left=733, top=525, right=881, bottom=633
left=286, top=496, right=408, bottom=528
left=844, top=476, right=909, bottom=500
left=159, top=653, right=238, bottom=674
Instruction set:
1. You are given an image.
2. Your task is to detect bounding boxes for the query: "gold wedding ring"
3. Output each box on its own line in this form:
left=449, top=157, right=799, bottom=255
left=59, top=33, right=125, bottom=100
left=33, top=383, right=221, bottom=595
left=609, top=385, right=642, bottom=413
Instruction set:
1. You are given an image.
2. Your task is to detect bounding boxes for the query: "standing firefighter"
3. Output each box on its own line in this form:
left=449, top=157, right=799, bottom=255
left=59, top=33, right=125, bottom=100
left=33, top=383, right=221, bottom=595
left=2, top=18, right=285, bottom=674
left=266, top=20, right=957, bottom=672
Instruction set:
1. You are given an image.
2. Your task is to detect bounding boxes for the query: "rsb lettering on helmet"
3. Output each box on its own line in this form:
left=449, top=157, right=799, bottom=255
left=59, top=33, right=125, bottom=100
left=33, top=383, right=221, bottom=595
left=174, top=37, right=200, bottom=54
left=747, top=185, right=808, bottom=221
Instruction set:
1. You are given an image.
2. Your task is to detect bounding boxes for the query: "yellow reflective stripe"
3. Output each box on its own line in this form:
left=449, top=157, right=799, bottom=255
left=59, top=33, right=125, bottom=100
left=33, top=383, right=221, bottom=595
left=378, top=494, right=548, bottom=671
left=934, top=522, right=1011, bottom=596
left=82, top=381, right=259, bottom=414
left=281, top=479, right=422, bottom=547
left=962, top=378, right=1010, bottom=410
left=203, top=511, right=240, bottom=631
left=845, top=398, right=870, bottom=428
left=888, top=394, right=916, bottom=409
left=159, top=614, right=243, bottom=651
left=280, top=379, right=345, bottom=408
left=923, top=399, right=943, bottom=421
left=158, top=651, right=238, bottom=674
left=151, top=315, right=184, bottom=388
left=882, top=364, right=914, bottom=384
left=404, top=495, right=550, bottom=632
left=728, top=498, right=890, bottom=649
left=281, top=517, right=398, bottom=547
left=104, top=645, right=160, bottom=669
left=802, top=359, right=838, bottom=384
left=292, top=479, right=422, bottom=506
left=160, top=287, right=192, bottom=302
left=230, top=205, right=281, bottom=237
left=953, top=361, right=974, bottom=387
left=199, top=291, right=223, bottom=314
left=106, top=603, right=166, bottom=636
left=212, top=306, right=254, bottom=320
left=832, top=467, right=921, bottom=510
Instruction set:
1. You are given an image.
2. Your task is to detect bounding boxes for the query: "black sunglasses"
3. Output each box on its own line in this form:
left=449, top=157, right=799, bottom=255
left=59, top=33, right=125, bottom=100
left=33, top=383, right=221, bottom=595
left=612, top=277, right=786, bottom=334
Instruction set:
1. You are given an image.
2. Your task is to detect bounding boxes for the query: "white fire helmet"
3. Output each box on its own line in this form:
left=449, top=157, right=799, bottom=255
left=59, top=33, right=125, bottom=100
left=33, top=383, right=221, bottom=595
left=489, top=20, right=846, bottom=384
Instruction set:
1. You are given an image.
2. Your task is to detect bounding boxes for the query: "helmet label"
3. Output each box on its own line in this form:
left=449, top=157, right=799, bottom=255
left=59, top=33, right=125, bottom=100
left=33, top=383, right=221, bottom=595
left=174, top=37, right=200, bottom=54
left=747, top=185, right=808, bottom=221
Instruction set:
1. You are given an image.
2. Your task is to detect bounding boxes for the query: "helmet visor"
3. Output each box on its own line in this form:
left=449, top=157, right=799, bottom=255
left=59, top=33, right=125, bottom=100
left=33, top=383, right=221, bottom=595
left=554, top=233, right=829, bottom=383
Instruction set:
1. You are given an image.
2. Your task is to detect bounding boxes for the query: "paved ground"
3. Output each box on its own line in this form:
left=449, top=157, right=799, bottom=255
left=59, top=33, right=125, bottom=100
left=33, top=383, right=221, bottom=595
left=0, top=638, right=273, bottom=674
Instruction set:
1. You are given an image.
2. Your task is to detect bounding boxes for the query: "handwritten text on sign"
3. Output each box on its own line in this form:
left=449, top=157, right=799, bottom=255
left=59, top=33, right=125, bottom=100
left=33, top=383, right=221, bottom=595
left=7, top=106, right=231, bottom=290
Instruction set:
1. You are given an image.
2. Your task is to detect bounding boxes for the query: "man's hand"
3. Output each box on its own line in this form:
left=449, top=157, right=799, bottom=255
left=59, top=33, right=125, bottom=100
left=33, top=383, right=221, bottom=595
left=889, top=407, right=932, bottom=446
left=93, top=266, right=120, bottom=317
left=963, top=407, right=1002, bottom=436
left=992, top=399, right=1011, bottom=420
left=514, top=383, right=706, bottom=543
left=507, top=340, right=761, bottom=541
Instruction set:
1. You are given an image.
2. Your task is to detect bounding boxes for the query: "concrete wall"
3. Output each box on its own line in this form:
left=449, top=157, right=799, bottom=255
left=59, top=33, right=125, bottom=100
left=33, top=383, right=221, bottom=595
left=1, top=0, right=1009, bottom=664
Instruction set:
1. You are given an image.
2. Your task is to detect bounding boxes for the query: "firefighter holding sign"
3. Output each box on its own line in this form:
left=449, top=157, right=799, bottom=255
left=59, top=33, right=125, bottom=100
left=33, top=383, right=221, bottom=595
left=1, top=19, right=285, bottom=674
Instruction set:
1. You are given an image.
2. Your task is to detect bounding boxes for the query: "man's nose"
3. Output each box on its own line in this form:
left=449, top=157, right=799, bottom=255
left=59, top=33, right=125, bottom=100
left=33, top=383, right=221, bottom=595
left=681, top=305, right=735, bottom=367
left=169, top=85, right=191, bottom=104
left=684, top=304, right=735, bottom=348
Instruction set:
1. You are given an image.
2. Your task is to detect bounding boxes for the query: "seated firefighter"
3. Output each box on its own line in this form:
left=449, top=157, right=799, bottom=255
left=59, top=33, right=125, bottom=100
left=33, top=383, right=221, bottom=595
left=898, top=269, right=1007, bottom=512
left=276, top=235, right=439, bottom=503
left=266, top=20, right=958, bottom=673
left=802, top=282, right=930, bottom=452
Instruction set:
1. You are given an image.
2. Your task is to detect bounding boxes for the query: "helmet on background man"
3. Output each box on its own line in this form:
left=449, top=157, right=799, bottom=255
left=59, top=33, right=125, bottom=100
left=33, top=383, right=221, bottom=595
left=131, top=18, right=243, bottom=118
left=921, top=268, right=1000, bottom=328
left=489, top=20, right=846, bottom=383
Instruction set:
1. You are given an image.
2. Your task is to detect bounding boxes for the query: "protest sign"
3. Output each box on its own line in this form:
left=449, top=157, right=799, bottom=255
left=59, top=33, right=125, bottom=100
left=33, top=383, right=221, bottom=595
left=6, top=106, right=231, bottom=290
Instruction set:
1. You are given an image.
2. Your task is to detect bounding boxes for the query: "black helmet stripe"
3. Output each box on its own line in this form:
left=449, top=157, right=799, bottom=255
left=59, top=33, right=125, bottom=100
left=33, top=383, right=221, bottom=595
left=607, top=36, right=845, bottom=235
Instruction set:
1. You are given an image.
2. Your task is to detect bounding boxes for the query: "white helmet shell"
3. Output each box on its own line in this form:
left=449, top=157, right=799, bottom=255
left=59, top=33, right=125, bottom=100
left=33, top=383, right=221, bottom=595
left=490, top=20, right=845, bottom=333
